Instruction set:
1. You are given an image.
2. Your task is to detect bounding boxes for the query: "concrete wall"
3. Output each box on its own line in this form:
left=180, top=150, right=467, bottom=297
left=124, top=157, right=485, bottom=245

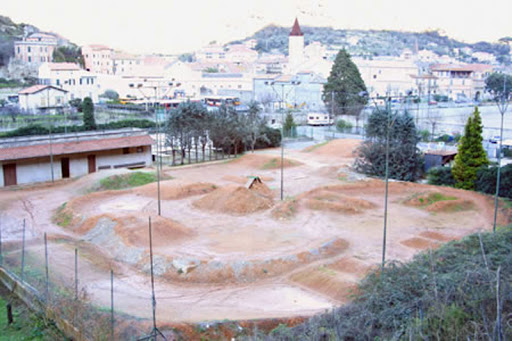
left=0, top=146, right=152, bottom=187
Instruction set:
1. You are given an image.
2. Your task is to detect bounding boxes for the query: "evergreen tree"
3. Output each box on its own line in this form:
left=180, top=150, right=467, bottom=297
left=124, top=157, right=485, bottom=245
left=323, top=49, right=367, bottom=117
left=282, top=111, right=296, bottom=137
left=452, top=107, right=489, bottom=190
left=354, top=109, right=422, bottom=181
left=82, top=97, right=96, bottom=130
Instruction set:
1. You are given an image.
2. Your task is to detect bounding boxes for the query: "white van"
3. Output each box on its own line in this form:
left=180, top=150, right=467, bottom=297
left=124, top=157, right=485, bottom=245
left=307, top=113, right=333, bottom=126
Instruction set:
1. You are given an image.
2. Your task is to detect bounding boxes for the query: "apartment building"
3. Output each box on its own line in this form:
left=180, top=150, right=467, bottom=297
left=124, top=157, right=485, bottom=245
left=82, top=44, right=114, bottom=75
left=14, top=33, right=58, bottom=65
left=38, top=62, right=99, bottom=102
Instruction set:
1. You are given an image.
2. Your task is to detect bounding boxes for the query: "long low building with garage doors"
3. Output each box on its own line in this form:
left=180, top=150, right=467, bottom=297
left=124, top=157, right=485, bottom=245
left=0, top=129, right=153, bottom=187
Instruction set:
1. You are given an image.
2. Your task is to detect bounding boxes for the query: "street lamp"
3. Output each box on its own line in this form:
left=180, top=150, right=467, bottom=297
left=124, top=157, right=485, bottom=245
left=364, top=92, right=402, bottom=270
left=129, top=81, right=180, bottom=216
left=268, top=79, right=301, bottom=201
left=492, top=73, right=509, bottom=233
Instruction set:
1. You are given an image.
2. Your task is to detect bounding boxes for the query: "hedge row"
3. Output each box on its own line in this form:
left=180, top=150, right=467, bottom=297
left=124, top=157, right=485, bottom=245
left=427, top=165, right=512, bottom=199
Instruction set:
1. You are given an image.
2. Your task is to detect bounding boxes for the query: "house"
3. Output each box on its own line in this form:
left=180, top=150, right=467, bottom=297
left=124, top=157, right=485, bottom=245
left=424, top=150, right=457, bottom=172
left=14, top=33, right=58, bottom=66
left=82, top=44, right=114, bottom=75
left=429, top=63, right=494, bottom=101
left=353, top=57, right=419, bottom=97
left=38, top=63, right=99, bottom=103
left=0, top=129, right=153, bottom=187
left=18, top=85, right=68, bottom=113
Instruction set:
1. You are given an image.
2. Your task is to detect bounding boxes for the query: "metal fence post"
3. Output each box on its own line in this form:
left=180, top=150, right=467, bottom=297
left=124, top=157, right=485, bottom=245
left=21, top=219, right=26, bottom=282
left=44, top=233, right=49, bottom=303
left=74, top=248, right=78, bottom=300
left=111, top=269, right=114, bottom=341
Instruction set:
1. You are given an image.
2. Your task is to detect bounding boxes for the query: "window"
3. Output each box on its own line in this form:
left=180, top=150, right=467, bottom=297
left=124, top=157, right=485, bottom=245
left=17, top=47, right=20, bottom=54
left=28, top=47, right=31, bottom=53
left=123, top=147, right=130, bottom=154
left=237, top=85, right=242, bottom=89
left=56, top=79, right=60, bottom=85
left=136, top=146, right=144, bottom=153
left=28, top=56, right=31, bottom=62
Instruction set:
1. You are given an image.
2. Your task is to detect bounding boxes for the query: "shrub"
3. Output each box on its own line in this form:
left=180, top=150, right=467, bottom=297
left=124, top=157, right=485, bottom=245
left=475, top=164, right=512, bottom=199
left=336, top=119, right=353, bottom=132
left=254, top=126, right=281, bottom=149
left=427, top=166, right=456, bottom=186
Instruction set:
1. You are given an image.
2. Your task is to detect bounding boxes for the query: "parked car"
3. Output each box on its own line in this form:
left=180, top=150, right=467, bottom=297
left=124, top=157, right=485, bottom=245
left=489, top=136, right=501, bottom=144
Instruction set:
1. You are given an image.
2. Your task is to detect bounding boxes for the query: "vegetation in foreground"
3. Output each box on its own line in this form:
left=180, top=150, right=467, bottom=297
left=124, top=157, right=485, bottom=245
left=0, top=286, right=65, bottom=340
left=251, top=227, right=511, bottom=340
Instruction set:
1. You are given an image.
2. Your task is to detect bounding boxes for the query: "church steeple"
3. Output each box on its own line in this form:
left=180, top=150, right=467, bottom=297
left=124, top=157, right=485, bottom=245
left=290, top=18, right=303, bottom=37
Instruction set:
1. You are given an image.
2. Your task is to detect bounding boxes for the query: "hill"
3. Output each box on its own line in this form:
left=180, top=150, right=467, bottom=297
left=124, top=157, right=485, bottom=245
left=231, top=25, right=511, bottom=65
left=0, top=15, right=37, bottom=67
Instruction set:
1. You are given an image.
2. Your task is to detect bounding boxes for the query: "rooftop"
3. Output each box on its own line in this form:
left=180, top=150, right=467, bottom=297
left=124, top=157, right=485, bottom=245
left=290, top=18, right=303, bottom=37
left=0, top=129, right=153, bottom=162
left=18, top=85, right=68, bottom=95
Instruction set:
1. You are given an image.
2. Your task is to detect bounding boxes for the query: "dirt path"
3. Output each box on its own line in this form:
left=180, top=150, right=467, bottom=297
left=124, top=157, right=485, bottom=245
left=0, top=139, right=502, bottom=324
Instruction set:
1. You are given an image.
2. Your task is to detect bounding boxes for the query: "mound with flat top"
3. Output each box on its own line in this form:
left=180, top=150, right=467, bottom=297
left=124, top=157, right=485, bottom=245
left=193, top=184, right=274, bottom=215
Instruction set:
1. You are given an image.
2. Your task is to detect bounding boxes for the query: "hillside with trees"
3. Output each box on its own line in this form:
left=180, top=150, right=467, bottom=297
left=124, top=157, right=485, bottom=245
left=233, top=25, right=511, bottom=64
left=0, top=15, right=35, bottom=67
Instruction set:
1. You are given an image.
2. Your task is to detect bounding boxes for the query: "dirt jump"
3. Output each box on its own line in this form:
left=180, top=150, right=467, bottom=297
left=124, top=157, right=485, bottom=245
left=0, top=138, right=508, bottom=327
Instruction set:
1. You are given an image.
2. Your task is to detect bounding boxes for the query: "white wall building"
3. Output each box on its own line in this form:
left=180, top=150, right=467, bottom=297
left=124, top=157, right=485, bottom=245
left=18, top=85, right=68, bottom=113
left=82, top=44, right=114, bottom=75
left=0, top=130, right=153, bottom=187
left=38, top=62, right=99, bottom=102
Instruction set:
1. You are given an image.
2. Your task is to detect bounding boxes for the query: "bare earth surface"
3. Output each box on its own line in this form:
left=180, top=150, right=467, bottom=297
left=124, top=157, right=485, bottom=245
left=0, top=138, right=503, bottom=323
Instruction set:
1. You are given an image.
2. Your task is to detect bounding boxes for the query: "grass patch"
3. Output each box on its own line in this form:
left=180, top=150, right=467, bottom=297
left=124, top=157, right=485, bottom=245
left=0, top=286, right=64, bottom=340
left=52, top=202, right=73, bottom=227
left=406, top=192, right=457, bottom=208
left=303, top=141, right=329, bottom=153
left=97, top=171, right=161, bottom=190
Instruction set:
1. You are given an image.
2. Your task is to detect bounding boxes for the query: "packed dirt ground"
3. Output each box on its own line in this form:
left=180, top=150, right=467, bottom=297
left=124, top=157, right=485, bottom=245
left=0, top=138, right=508, bottom=324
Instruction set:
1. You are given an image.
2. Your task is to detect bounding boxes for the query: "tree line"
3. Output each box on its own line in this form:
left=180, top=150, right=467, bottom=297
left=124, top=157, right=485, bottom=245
left=165, top=101, right=281, bottom=164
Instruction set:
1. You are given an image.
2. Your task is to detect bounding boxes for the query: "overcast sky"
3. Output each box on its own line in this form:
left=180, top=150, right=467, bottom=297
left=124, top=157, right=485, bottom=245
left=3, top=0, right=512, bottom=55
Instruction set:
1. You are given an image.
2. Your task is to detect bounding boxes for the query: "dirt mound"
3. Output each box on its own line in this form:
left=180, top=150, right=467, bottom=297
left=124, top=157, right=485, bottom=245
left=271, top=199, right=299, bottom=220
left=403, top=191, right=458, bottom=208
left=302, top=139, right=361, bottom=158
left=289, top=267, right=357, bottom=303
left=135, top=182, right=217, bottom=200
left=115, top=215, right=193, bottom=248
left=401, top=237, right=439, bottom=250
left=426, top=199, right=474, bottom=213
left=231, top=154, right=301, bottom=170
left=328, top=257, right=373, bottom=276
left=419, top=231, right=456, bottom=242
left=305, top=190, right=375, bottom=214
left=193, top=184, right=273, bottom=215
left=248, top=179, right=274, bottom=199
left=77, top=214, right=121, bottom=234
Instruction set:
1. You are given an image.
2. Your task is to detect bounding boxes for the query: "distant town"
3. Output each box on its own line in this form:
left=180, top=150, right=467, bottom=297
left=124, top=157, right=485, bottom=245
left=1, top=17, right=511, bottom=114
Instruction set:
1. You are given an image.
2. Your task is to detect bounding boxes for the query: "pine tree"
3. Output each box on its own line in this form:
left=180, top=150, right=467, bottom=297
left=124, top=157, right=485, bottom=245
left=283, top=111, right=296, bottom=137
left=452, top=107, right=489, bottom=190
left=354, top=109, right=422, bottom=181
left=322, top=49, right=367, bottom=117
left=82, top=97, right=96, bottom=130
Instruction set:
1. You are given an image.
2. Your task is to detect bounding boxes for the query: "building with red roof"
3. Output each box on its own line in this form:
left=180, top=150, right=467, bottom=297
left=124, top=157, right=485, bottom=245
left=0, top=129, right=153, bottom=187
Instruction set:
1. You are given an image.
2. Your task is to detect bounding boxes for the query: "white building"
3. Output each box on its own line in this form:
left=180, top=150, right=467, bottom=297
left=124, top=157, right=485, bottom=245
left=38, top=63, right=99, bottom=102
left=0, top=129, right=153, bottom=187
left=353, top=57, right=419, bottom=97
left=18, top=85, right=68, bottom=113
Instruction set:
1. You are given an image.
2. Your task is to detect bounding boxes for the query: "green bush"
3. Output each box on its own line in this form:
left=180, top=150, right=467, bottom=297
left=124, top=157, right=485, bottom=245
left=427, top=166, right=456, bottom=186
left=476, top=164, right=512, bottom=199
left=336, top=119, right=353, bottom=132
left=255, top=227, right=512, bottom=340
left=254, top=126, right=281, bottom=149
left=420, top=129, right=430, bottom=142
